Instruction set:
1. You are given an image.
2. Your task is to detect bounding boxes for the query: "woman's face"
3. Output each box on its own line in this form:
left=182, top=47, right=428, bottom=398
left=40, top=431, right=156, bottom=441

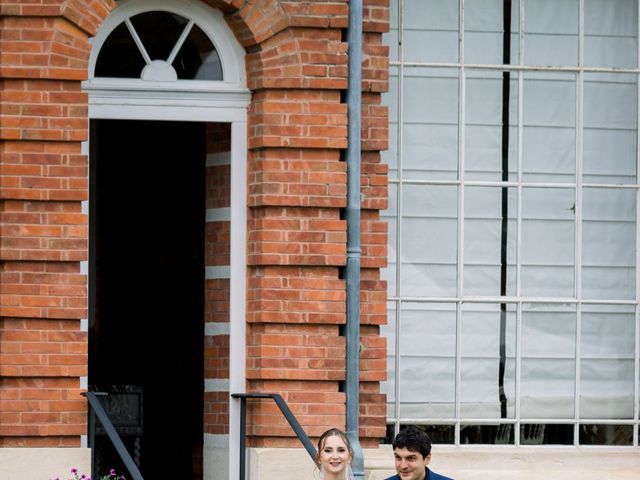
left=319, top=434, right=352, bottom=478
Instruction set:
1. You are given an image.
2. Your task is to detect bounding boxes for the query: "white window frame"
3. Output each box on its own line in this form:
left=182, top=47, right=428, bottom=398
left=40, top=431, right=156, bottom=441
left=384, top=0, right=640, bottom=447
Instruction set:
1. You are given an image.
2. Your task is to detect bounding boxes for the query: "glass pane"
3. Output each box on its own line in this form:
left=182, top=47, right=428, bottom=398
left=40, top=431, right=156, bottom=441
left=465, top=70, right=518, bottom=182
left=582, top=188, right=637, bottom=300
left=461, top=303, right=516, bottom=419
left=461, top=424, right=513, bottom=444
left=130, top=11, right=189, bottom=61
left=404, top=0, right=458, bottom=63
left=401, top=185, right=458, bottom=297
left=381, top=302, right=397, bottom=418
left=386, top=0, right=400, bottom=62
left=524, top=0, right=579, bottom=66
left=521, top=303, right=576, bottom=418
left=580, top=305, right=636, bottom=419
left=583, top=73, right=638, bottom=184
left=383, top=67, right=399, bottom=181
left=584, top=0, right=638, bottom=68
left=402, top=68, right=459, bottom=180
left=399, top=303, right=457, bottom=418
left=173, top=24, right=222, bottom=80
left=464, top=186, right=517, bottom=296
left=381, top=183, right=398, bottom=296
left=95, top=22, right=146, bottom=78
left=522, top=73, right=576, bottom=182
left=465, top=0, right=520, bottom=65
left=418, top=425, right=455, bottom=444
left=520, top=424, right=574, bottom=445
left=521, top=188, right=575, bottom=297
left=579, top=424, right=634, bottom=445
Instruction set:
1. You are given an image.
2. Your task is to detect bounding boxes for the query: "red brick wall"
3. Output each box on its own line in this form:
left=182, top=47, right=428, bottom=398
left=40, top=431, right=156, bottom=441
left=0, top=0, right=389, bottom=449
left=242, top=0, right=389, bottom=448
left=0, top=0, right=102, bottom=447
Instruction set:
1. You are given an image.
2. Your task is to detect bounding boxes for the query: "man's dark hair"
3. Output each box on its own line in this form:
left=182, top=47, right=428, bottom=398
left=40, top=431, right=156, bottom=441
left=392, top=425, right=432, bottom=458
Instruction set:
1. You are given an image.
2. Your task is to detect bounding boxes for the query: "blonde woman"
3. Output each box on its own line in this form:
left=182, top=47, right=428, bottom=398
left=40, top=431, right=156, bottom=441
left=316, top=428, right=355, bottom=480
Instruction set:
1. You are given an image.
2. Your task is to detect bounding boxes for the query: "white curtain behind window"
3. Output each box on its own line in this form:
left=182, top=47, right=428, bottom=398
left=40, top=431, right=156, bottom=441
left=381, top=0, right=638, bottom=428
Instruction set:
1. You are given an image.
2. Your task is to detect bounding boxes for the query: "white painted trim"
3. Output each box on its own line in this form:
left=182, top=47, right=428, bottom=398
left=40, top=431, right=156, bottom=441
left=88, top=100, right=248, bottom=123
left=84, top=4, right=248, bottom=476
left=205, top=322, right=230, bottom=336
left=229, top=119, right=248, bottom=480
left=205, top=266, right=231, bottom=280
left=204, top=433, right=230, bottom=447
left=204, top=378, right=230, bottom=392
left=206, top=207, right=231, bottom=222
left=207, top=151, right=231, bottom=166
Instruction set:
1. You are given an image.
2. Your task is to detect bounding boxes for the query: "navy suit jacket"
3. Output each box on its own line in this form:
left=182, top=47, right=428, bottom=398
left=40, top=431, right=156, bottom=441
left=384, top=467, right=453, bottom=480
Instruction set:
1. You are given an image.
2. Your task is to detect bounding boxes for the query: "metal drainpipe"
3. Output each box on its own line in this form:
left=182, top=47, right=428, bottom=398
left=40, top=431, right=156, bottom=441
left=345, top=0, right=364, bottom=479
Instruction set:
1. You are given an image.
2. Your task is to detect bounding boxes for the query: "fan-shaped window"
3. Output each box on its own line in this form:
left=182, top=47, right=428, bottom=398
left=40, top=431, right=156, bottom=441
left=95, top=10, right=223, bottom=81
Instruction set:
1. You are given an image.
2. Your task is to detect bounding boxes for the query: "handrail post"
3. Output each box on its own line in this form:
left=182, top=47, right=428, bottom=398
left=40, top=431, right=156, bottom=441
left=82, top=392, right=144, bottom=480
left=231, top=392, right=319, bottom=480
left=87, top=392, right=106, bottom=480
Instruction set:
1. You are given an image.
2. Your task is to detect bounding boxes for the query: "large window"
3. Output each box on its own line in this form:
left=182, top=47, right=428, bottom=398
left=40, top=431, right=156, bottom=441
left=381, top=0, right=639, bottom=446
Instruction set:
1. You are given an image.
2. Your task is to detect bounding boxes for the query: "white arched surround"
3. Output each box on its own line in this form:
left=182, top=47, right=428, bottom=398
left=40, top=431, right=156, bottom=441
left=82, top=1, right=249, bottom=479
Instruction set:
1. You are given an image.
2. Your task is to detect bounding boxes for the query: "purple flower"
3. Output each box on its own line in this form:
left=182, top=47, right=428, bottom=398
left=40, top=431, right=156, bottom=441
left=72, top=469, right=78, bottom=474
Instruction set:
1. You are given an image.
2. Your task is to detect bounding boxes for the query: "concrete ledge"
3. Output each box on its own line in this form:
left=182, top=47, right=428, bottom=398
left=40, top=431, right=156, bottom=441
left=246, top=445, right=640, bottom=480
left=0, top=448, right=90, bottom=480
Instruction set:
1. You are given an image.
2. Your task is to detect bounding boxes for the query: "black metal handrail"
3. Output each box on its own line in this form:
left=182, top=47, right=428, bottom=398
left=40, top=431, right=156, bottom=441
left=231, top=393, right=318, bottom=480
left=82, top=391, right=144, bottom=480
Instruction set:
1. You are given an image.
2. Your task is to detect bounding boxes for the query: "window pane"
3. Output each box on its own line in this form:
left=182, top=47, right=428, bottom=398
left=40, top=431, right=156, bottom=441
left=403, top=68, right=459, bottom=180
left=465, top=70, right=518, bottom=182
left=465, top=0, right=520, bottom=65
left=381, top=302, right=397, bottom=418
left=521, top=304, right=576, bottom=418
left=580, top=424, right=634, bottom=445
left=130, top=11, right=188, bottom=61
left=402, top=185, right=458, bottom=297
left=524, top=0, right=579, bottom=66
left=520, top=424, right=574, bottom=445
left=584, top=0, right=638, bottom=68
left=386, top=0, right=400, bottom=62
left=383, top=67, right=399, bottom=180
left=521, top=188, right=575, bottom=297
left=582, top=188, right=637, bottom=300
left=523, top=73, right=576, bottom=182
left=464, top=186, right=517, bottom=297
left=580, top=305, right=636, bottom=419
left=95, top=22, right=146, bottom=78
left=461, top=424, right=514, bottom=444
left=399, top=303, right=457, bottom=418
left=381, top=183, right=398, bottom=297
left=461, top=303, right=516, bottom=419
left=583, top=73, right=638, bottom=184
left=173, top=24, right=222, bottom=80
left=404, top=0, right=459, bottom=63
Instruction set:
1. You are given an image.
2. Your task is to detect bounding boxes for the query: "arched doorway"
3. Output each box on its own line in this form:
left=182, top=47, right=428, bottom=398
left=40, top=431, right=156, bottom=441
left=83, top=1, right=248, bottom=478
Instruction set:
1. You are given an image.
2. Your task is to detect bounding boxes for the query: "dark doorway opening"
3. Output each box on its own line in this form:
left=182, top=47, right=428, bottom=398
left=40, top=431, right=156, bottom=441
left=88, top=119, right=205, bottom=479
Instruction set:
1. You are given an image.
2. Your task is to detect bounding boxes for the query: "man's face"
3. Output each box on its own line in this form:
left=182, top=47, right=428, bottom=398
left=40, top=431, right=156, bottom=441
left=393, top=447, right=430, bottom=480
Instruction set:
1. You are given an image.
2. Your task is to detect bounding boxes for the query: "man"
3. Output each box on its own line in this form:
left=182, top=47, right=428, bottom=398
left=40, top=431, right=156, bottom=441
left=385, top=426, right=453, bottom=480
